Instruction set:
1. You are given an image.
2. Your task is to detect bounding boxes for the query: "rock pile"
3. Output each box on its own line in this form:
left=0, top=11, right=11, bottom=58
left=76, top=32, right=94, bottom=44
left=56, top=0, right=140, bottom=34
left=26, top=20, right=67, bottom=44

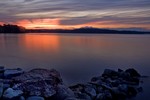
left=0, top=67, right=75, bottom=100
left=0, top=66, right=143, bottom=100
left=70, top=68, right=142, bottom=100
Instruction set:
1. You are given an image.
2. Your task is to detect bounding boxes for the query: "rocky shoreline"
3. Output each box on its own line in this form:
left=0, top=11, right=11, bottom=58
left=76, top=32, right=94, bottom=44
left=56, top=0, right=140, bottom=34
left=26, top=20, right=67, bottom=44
left=0, top=66, right=143, bottom=100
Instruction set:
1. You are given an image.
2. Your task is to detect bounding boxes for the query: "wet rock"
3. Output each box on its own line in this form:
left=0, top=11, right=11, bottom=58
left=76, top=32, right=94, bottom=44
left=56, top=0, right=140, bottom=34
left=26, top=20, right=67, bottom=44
left=3, top=88, right=23, bottom=99
left=4, top=68, right=24, bottom=79
left=125, top=68, right=141, bottom=77
left=26, top=96, right=45, bottom=100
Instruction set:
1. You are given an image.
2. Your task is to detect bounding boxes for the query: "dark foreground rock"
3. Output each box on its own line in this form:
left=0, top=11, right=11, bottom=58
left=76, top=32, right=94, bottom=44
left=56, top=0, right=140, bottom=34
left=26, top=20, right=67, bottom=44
left=0, top=67, right=75, bottom=100
left=0, top=66, right=144, bottom=100
left=70, top=68, right=143, bottom=100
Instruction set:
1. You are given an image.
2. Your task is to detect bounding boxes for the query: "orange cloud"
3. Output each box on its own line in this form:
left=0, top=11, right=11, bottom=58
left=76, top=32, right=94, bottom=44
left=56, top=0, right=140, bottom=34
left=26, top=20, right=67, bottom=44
left=16, top=18, right=61, bottom=29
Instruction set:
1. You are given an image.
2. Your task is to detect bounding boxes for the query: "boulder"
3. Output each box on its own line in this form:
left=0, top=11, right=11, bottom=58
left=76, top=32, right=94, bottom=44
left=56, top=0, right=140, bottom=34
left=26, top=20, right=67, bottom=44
left=3, top=88, right=23, bottom=99
left=26, top=96, right=45, bottom=100
left=125, top=68, right=141, bottom=77
left=12, top=69, right=62, bottom=98
left=4, top=68, right=24, bottom=79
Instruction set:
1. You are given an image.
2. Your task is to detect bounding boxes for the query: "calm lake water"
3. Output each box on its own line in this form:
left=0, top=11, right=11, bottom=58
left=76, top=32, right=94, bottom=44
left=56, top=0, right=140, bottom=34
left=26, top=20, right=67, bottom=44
left=0, top=33, right=150, bottom=99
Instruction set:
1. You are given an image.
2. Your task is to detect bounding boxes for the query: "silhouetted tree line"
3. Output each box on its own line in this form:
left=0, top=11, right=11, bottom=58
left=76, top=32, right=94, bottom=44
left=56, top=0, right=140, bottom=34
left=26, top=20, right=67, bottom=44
left=0, top=24, right=26, bottom=33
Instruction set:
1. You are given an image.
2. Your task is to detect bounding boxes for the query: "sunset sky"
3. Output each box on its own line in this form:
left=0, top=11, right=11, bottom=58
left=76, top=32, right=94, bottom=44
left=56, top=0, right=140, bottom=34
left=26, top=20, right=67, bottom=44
left=0, top=0, right=150, bottom=30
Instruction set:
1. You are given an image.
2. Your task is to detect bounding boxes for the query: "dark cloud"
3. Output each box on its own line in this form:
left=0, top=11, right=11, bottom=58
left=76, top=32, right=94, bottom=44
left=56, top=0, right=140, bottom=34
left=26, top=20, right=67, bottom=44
left=0, top=0, right=150, bottom=29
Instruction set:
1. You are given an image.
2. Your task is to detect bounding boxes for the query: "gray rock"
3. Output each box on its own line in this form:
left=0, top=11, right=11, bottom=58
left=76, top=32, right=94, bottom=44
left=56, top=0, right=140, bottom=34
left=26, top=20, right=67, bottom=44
left=3, top=88, right=23, bottom=99
left=12, top=69, right=62, bottom=97
left=84, top=85, right=97, bottom=98
left=55, top=84, right=75, bottom=100
left=4, top=68, right=24, bottom=79
left=13, top=81, right=56, bottom=97
left=26, top=96, right=45, bottom=100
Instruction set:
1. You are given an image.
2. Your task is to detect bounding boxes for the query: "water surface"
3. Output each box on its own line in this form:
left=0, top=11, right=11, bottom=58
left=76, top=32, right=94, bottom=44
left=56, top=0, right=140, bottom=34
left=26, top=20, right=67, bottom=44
left=0, top=33, right=150, bottom=99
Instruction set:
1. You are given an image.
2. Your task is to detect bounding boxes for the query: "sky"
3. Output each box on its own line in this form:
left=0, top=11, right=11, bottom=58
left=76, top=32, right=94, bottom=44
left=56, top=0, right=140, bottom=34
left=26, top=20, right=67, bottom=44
left=0, top=0, right=150, bottom=30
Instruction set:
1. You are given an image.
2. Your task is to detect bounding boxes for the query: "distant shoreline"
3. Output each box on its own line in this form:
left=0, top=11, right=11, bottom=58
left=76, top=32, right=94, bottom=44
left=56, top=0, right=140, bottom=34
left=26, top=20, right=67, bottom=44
left=27, top=28, right=150, bottom=34
left=0, top=24, right=150, bottom=34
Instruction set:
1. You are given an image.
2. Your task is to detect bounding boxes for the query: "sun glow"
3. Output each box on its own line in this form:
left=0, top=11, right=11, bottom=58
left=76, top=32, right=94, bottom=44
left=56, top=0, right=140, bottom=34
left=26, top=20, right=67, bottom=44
left=16, top=18, right=61, bottom=29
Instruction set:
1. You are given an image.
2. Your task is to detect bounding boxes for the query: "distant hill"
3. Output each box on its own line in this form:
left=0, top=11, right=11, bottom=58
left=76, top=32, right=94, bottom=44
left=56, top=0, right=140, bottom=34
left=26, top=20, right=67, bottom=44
left=28, top=27, right=150, bottom=34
